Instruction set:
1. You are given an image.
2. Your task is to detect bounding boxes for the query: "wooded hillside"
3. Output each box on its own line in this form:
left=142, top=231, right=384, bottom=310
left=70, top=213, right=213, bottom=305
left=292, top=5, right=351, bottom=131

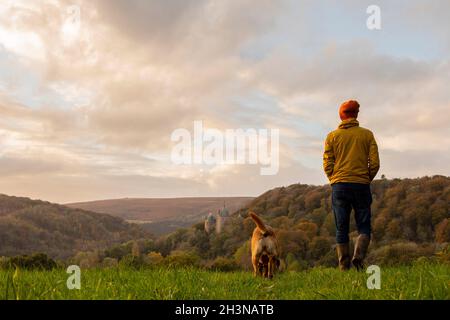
left=148, top=176, right=449, bottom=269
left=0, top=194, right=147, bottom=259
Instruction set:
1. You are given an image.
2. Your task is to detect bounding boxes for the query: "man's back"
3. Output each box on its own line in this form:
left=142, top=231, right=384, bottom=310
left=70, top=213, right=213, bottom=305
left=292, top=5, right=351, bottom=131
left=323, top=118, right=379, bottom=185
left=323, top=99, right=380, bottom=271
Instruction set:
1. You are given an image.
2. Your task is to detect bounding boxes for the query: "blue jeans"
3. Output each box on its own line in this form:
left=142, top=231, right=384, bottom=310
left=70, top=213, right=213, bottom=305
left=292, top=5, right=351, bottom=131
left=332, top=182, right=372, bottom=244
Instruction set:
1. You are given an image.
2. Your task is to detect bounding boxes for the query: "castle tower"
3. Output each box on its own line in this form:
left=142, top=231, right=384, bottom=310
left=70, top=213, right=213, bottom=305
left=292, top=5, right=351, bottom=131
left=204, top=212, right=216, bottom=234
left=215, top=203, right=229, bottom=234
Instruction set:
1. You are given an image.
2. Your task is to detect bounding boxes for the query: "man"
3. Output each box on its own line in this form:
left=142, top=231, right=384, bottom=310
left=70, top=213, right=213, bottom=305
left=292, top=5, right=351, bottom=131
left=323, top=100, right=380, bottom=271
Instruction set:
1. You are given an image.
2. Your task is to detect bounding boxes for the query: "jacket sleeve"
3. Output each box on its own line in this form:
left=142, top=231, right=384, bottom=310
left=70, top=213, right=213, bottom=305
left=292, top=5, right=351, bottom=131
left=368, top=133, right=380, bottom=181
left=323, top=133, right=335, bottom=181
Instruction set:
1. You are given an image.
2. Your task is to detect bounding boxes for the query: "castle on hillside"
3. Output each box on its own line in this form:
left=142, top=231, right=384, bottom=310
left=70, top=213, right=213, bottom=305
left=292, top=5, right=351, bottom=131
left=204, top=212, right=216, bottom=234
left=204, top=204, right=230, bottom=234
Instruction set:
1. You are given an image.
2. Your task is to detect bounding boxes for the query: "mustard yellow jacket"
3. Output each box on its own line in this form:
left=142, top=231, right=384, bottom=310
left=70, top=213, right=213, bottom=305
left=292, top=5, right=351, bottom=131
left=323, top=119, right=380, bottom=184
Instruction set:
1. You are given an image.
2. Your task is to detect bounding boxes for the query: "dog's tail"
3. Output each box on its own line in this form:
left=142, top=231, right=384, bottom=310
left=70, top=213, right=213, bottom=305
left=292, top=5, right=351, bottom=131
left=249, top=211, right=268, bottom=233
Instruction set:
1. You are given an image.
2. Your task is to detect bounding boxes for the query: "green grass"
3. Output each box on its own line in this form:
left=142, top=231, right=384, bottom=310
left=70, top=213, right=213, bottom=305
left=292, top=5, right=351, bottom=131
left=1, top=262, right=448, bottom=300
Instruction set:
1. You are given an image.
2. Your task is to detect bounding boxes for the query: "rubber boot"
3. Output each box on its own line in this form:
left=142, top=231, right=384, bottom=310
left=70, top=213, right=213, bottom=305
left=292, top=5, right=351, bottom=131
left=352, top=234, right=370, bottom=271
left=336, top=243, right=350, bottom=271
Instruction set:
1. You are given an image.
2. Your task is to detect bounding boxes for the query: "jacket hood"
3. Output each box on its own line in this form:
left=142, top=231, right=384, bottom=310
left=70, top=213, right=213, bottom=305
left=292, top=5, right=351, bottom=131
left=338, top=118, right=359, bottom=129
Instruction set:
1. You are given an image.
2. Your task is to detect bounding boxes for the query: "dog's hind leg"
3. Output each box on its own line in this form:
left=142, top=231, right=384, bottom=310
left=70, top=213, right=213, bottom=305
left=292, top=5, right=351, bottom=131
left=252, top=254, right=261, bottom=277
left=267, top=257, right=275, bottom=279
left=263, top=265, right=269, bottom=278
left=256, top=255, right=269, bottom=278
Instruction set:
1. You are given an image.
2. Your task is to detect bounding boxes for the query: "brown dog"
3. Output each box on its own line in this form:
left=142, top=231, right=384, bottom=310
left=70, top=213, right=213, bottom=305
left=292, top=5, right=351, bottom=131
left=249, top=212, right=280, bottom=279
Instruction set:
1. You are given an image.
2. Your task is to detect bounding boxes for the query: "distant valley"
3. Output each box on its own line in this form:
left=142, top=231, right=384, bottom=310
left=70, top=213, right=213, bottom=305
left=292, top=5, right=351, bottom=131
left=66, top=197, right=254, bottom=235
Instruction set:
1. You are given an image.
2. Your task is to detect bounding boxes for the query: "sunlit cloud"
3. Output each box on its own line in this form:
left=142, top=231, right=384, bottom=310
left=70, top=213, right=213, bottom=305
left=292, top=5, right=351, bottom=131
left=0, top=0, right=448, bottom=202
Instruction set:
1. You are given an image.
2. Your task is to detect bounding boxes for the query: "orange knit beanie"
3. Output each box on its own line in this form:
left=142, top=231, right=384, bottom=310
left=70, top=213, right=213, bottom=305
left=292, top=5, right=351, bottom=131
left=339, top=100, right=360, bottom=120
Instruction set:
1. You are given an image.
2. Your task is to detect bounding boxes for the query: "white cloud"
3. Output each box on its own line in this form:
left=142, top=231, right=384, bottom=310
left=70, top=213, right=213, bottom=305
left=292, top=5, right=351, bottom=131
left=0, top=0, right=448, bottom=202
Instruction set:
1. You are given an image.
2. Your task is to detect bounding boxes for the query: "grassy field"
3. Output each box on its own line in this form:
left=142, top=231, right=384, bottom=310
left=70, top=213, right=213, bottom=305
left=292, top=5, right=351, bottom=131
left=0, top=262, right=448, bottom=300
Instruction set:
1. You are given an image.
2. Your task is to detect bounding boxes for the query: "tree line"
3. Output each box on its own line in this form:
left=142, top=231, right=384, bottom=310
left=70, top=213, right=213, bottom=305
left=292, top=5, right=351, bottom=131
left=75, top=176, right=450, bottom=270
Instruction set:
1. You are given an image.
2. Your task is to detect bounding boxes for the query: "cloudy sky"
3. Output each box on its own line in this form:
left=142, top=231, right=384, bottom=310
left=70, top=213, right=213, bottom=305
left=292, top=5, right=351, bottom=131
left=0, top=0, right=449, bottom=203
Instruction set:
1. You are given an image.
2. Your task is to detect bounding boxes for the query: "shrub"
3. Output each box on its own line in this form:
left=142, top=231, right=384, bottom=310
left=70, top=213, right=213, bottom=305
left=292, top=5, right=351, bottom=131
left=102, top=257, right=118, bottom=268
left=233, top=241, right=251, bottom=270
left=73, top=251, right=101, bottom=269
left=2, top=253, right=57, bottom=270
left=285, top=253, right=308, bottom=271
left=118, top=254, right=147, bottom=269
left=0, top=256, right=8, bottom=269
left=435, top=243, right=450, bottom=264
left=205, top=257, right=238, bottom=271
left=146, top=251, right=164, bottom=266
left=309, top=236, right=332, bottom=260
left=164, top=250, right=200, bottom=267
left=368, top=242, right=435, bottom=266
left=314, top=249, right=337, bottom=268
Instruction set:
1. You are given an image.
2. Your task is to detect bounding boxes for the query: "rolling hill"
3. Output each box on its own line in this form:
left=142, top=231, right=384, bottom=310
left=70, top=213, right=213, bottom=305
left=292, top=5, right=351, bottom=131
left=148, top=176, right=450, bottom=268
left=0, top=194, right=147, bottom=259
left=66, top=197, right=254, bottom=235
